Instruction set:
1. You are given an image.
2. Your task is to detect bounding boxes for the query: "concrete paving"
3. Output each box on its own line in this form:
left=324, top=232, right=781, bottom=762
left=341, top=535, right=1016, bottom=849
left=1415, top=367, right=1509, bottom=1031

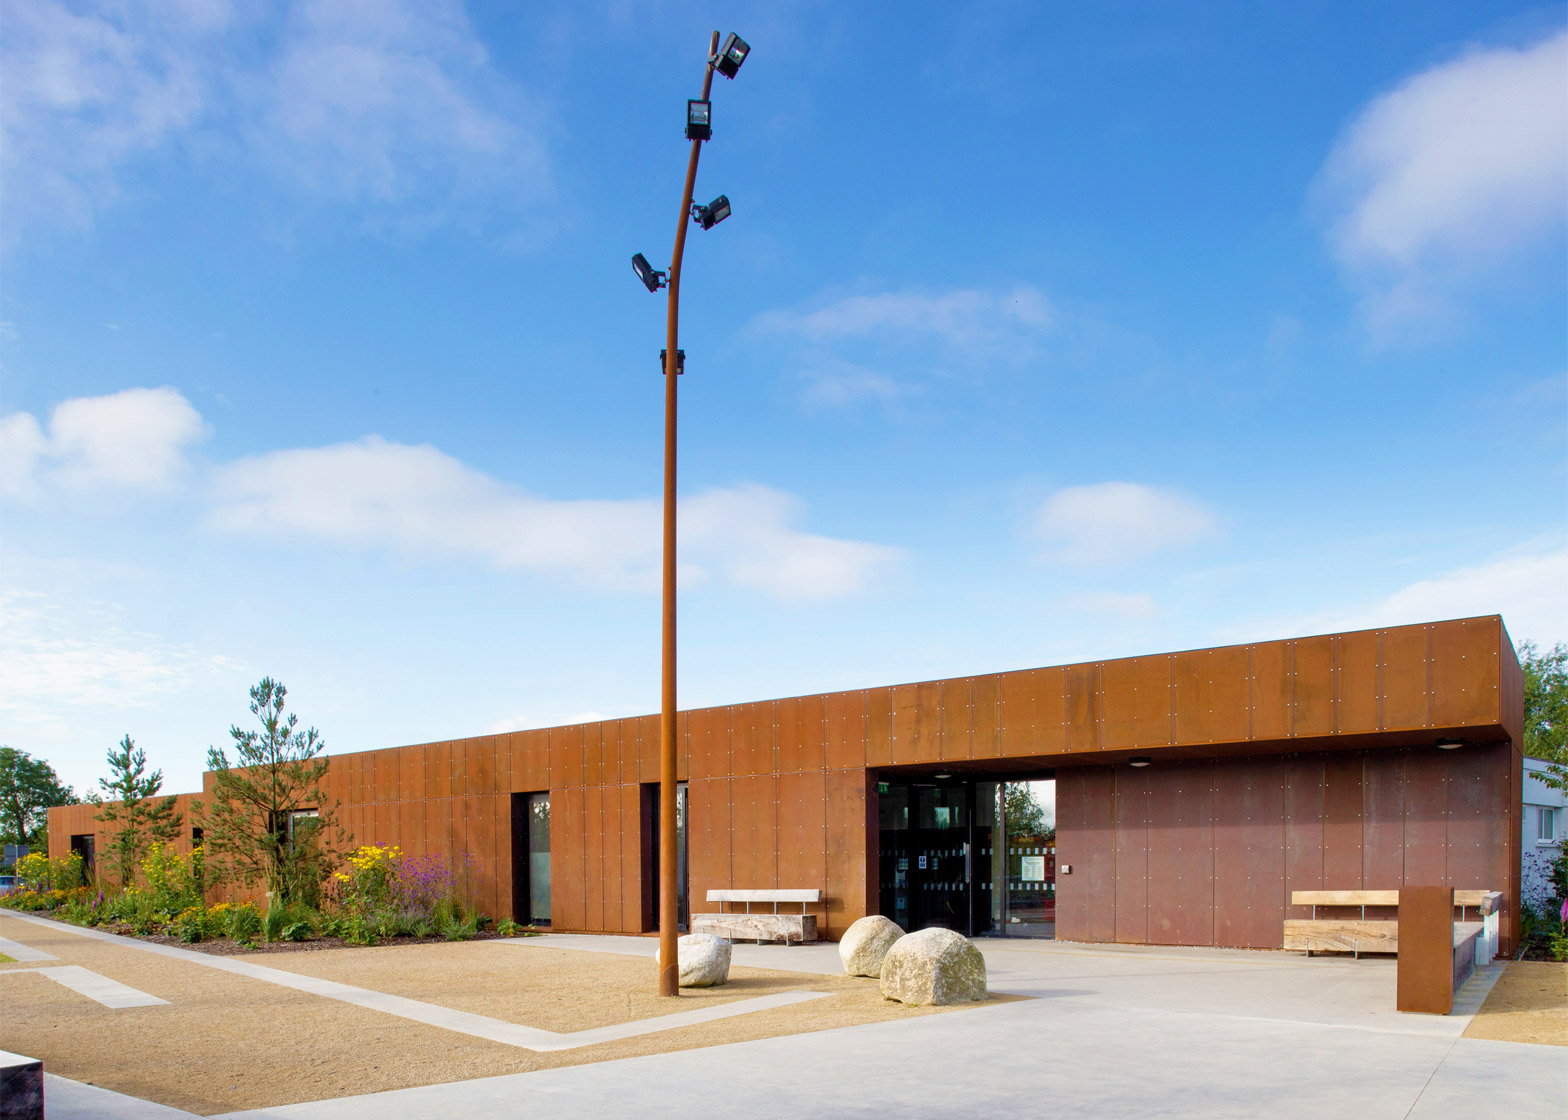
left=30, top=932, right=1563, bottom=1120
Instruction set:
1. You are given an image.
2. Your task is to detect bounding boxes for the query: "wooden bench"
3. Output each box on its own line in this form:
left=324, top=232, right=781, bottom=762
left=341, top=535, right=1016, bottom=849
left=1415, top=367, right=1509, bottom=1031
left=691, top=889, right=820, bottom=944
left=1283, top=889, right=1502, bottom=970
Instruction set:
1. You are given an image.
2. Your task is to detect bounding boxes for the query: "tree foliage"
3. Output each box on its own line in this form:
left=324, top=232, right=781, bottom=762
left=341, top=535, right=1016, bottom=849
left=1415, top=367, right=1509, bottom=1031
left=93, top=736, right=183, bottom=888
left=196, top=678, right=343, bottom=907
left=1004, top=784, right=1053, bottom=840
left=1521, top=640, right=1568, bottom=792
left=0, top=747, right=77, bottom=850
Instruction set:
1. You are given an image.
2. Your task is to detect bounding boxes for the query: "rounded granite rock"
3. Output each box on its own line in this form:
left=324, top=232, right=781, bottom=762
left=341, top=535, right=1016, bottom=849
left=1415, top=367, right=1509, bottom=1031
left=678, top=932, right=732, bottom=987
left=878, top=927, right=987, bottom=1006
left=838, top=914, right=905, bottom=977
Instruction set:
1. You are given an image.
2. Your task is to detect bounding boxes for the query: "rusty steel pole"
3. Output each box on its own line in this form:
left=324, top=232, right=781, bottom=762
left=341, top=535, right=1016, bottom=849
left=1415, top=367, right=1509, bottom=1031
left=659, top=30, right=720, bottom=998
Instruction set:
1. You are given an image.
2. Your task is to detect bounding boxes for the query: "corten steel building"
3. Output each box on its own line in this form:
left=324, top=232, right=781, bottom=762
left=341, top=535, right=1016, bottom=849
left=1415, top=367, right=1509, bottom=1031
left=50, top=614, right=1526, bottom=954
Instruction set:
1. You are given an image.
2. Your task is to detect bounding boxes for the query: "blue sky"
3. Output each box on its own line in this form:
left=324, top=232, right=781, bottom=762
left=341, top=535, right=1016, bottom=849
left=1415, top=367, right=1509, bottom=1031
left=2, top=1, right=1565, bottom=796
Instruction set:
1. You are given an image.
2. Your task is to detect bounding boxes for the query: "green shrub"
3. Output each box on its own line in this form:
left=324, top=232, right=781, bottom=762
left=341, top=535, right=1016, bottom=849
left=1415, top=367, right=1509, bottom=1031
left=227, top=902, right=262, bottom=943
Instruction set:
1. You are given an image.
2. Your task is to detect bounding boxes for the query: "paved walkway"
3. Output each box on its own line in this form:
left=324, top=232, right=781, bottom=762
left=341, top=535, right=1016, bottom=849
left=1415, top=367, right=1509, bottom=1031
left=11, top=920, right=1562, bottom=1119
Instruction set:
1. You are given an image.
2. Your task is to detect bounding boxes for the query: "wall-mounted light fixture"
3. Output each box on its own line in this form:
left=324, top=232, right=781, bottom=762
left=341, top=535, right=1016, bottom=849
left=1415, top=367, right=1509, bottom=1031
left=1436, top=738, right=1464, bottom=750
left=1128, top=756, right=1152, bottom=768
left=934, top=772, right=951, bottom=780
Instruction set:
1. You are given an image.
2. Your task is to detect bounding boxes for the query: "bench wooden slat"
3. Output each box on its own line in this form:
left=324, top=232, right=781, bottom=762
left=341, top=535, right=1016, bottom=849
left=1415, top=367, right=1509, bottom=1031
left=692, top=913, right=818, bottom=943
left=1283, top=919, right=1398, bottom=953
left=1290, top=889, right=1498, bottom=908
left=706, top=889, right=820, bottom=904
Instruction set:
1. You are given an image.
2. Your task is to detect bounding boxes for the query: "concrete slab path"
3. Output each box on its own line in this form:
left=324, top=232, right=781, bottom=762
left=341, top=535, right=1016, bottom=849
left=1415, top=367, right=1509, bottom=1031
left=22, top=924, right=1562, bottom=1120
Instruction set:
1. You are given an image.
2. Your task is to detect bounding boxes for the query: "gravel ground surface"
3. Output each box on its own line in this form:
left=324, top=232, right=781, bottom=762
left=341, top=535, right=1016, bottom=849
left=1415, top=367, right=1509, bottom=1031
left=1462, top=961, right=1568, bottom=1047
left=0, top=913, right=1005, bottom=1115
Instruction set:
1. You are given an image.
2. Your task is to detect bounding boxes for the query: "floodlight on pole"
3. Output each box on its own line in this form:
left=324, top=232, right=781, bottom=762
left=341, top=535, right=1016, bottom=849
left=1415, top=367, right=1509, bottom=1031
left=632, top=253, right=668, bottom=292
left=714, top=33, right=750, bottom=78
left=659, top=348, right=685, bottom=375
left=691, top=194, right=731, bottom=230
left=686, top=99, right=712, bottom=141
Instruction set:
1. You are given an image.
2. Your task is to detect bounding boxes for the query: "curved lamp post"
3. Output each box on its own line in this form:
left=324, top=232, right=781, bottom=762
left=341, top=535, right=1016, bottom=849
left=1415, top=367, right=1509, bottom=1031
left=632, top=29, right=750, bottom=997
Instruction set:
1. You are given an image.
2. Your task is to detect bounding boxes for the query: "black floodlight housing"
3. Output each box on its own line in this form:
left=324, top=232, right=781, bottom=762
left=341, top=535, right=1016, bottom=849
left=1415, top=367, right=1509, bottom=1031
left=714, top=32, right=750, bottom=78
left=692, top=194, right=731, bottom=230
left=659, top=348, right=686, bottom=375
left=631, top=252, right=667, bottom=292
left=686, top=99, right=712, bottom=141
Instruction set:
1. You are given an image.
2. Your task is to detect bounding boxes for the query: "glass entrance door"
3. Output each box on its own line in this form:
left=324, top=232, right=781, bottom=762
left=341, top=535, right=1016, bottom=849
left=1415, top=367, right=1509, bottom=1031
left=878, top=777, right=1053, bottom=938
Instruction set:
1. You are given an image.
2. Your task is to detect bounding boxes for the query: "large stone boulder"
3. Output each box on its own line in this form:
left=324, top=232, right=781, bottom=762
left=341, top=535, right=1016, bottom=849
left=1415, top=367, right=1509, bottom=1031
left=839, top=914, right=904, bottom=977
left=678, top=933, right=731, bottom=987
left=879, top=927, right=987, bottom=1006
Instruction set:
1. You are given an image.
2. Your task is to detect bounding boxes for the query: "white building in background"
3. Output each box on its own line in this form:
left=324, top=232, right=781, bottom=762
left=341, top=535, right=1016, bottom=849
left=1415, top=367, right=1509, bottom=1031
left=1523, top=757, right=1565, bottom=913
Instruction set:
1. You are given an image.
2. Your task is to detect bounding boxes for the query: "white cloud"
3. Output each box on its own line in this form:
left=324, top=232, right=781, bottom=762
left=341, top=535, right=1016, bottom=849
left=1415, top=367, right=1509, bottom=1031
left=0, top=0, right=548, bottom=240
left=0, top=588, right=245, bottom=730
left=1270, top=544, right=1568, bottom=646
left=1032, top=482, right=1218, bottom=566
left=756, top=285, right=1054, bottom=348
left=1, top=386, right=208, bottom=501
left=1318, top=28, right=1568, bottom=330
left=797, top=360, right=908, bottom=411
left=208, top=436, right=898, bottom=600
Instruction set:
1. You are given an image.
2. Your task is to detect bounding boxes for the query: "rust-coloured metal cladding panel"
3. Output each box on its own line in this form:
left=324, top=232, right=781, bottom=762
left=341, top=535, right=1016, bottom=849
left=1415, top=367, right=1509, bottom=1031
left=513, top=730, right=548, bottom=792
left=687, top=706, right=731, bottom=781
left=552, top=785, right=586, bottom=930
left=776, top=770, right=827, bottom=902
left=373, top=801, right=396, bottom=847
left=730, top=773, right=777, bottom=889
left=581, top=724, right=605, bottom=789
left=1098, top=657, right=1141, bottom=751
left=1146, top=761, right=1215, bottom=946
left=864, top=687, right=895, bottom=767
left=428, top=797, right=454, bottom=858
left=939, top=678, right=973, bottom=761
left=824, top=769, right=872, bottom=937
left=1381, top=625, right=1431, bottom=731
left=398, top=744, right=424, bottom=801
left=453, top=740, right=473, bottom=799
left=1283, top=755, right=1326, bottom=920
left=1497, top=622, right=1524, bottom=746
left=1056, top=767, right=1117, bottom=942
left=1291, top=636, right=1336, bottom=738
left=1362, top=750, right=1406, bottom=889
left=397, top=800, right=420, bottom=858
left=998, top=666, right=1067, bottom=758
left=1335, top=630, right=1381, bottom=735
left=1444, top=744, right=1500, bottom=890
left=1396, top=886, right=1454, bottom=1014
left=1430, top=618, right=1500, bottom=730
left=1174, top=647, right=1249, bottom=746
left=970, top=675, right=1002, bottom=759
left=676, top=710, right=691, bottom=782
left=1065, top=664, right=1100, bottom=754
left=777, top=694, right=827, bottom=772
left=493, top=734, right=514, bottom=793
left=584, top=784, right=607, bottom=931
left=346, top=752, right=365, bottom=806
left=731, top=702, right=776, bottom=777
left=635, top=715, right=659, bottom=783
left=1113, top=767, right=1150, bottom=944
left=1402, top=748, right=1449, bottom=885
left=824, top=690, right=866, bottom=771
left=1507, top=744, right=1522, bottom=955
left=492, top=793, right=512, bottom=921
left=1248, top=641, right=1292, bottom=741
left=688, top=777, right=732, bottom=912
left=428, top=742, right=452, bottom=800
left=1212, top=756, right=1285, bottom=948
left=553, top=726, right=586, bottom=789
left=891, top=681, right=942, bottom=764
left=619, top=783, right=644, bottom=933
left=470, top=738, right=497, bottom=795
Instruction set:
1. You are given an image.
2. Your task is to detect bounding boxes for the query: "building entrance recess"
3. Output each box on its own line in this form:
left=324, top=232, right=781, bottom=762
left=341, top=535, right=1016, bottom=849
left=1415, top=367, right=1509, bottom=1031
left=877, top=777, right=1055, bottom=939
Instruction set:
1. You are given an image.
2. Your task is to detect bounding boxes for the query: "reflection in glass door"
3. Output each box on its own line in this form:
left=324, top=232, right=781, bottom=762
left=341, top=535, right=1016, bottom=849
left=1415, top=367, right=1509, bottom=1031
left=999, top=781, right=1055, bottom=938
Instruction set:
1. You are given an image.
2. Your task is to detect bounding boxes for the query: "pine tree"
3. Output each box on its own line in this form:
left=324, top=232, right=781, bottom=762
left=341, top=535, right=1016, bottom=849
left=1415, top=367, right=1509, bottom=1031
left=93, top=736, right=182, bottom=888
left=195, top=678, right=343, bottom=907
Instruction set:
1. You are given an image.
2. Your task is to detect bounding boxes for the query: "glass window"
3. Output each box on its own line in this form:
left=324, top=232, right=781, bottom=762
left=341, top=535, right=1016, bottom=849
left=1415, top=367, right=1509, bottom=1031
left=528, top=793, right=551, bottom=925
left=1539, top=807, right=1557, bottom=843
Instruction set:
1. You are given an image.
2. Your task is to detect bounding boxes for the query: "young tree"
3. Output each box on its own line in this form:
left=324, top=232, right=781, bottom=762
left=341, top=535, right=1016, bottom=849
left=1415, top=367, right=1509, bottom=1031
left=1004, top=784, right=1053, bottom=840
left=1521, top=640, right=1568, bottom=792
left=196, top=678, right=343, bottom=907
left=0, top=747, right=77, bottom=850
left=93, top=736, right=183, bottom=887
